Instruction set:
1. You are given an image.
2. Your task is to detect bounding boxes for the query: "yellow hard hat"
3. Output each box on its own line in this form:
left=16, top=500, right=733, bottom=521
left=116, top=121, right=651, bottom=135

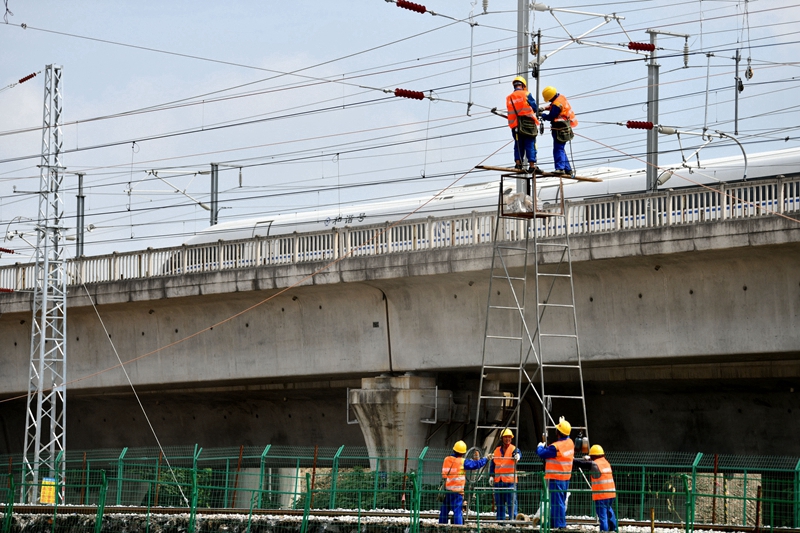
left=512, top=76, right=527, bottom=87
left=542, top=86, right=557, bottom=102
left=501, top=428, right=514, bottom=438
left=589, top=444, right=605, bottom=456
left=555, top=416, right=571, bottom=436
left=453, top=440, right=467, bottom=454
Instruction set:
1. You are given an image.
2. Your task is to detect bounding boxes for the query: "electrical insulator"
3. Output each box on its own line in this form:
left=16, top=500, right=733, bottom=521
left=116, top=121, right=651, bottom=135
left=483, top=0, right=489, bottom=13
left=737, top=78, right=744, bottom=93
left=626, top=121, right=653, bottom=130
left=683, top=39, right=689, bottom=68
left=18, top=72, right=37, bottom=84
left=0, top=247, right=14, bottom=254
left=628, top=42, right=655, bottom=52
left=396, top=0, right=427, bottom=14
left=395, top=88, right=425, bottom=100
left=0, top=288, right=13, bottom=293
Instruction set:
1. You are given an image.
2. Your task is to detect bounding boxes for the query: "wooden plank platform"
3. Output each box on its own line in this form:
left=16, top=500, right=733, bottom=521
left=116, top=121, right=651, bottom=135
left=475, top=165, right=602, bottom=183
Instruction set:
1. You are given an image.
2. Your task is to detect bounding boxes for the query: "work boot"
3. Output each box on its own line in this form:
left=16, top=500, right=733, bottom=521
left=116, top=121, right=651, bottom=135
left=552, top=169, right=566, bottom=175
left=528, top=163, right=537, bottom=174
left=514, top=161, right=523, bottom=172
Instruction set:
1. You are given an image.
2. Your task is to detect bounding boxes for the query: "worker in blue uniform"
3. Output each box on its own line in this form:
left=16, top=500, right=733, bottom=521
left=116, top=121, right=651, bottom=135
left=536, top=417, right=575, bottom=529
left=506, top=76, right=539, bottom=173
left=540, top=86, right=578, bottom=176
left=439, top=440, right=490, bottom=525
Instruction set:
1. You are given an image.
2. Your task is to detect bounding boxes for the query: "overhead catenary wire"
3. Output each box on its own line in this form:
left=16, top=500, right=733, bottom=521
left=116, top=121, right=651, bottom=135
left=0, top=139, right=513, bottom=405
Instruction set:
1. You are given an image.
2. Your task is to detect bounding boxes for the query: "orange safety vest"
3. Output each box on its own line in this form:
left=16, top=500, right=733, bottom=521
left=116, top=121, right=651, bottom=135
left=506, top=90, right=540, bottom=129
left=442, top=455, right=466, bottom=493
left=551, top=94, right=578, bottom=128
left=591, top=457, right=616, bottom=500
left=544, top=438, right=574, bottom=481
left=493, top=444, right=518, bottom=483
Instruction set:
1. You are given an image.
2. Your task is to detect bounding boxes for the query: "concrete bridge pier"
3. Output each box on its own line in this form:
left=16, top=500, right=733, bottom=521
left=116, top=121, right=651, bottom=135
left=349, top=373, right=452, bottom=470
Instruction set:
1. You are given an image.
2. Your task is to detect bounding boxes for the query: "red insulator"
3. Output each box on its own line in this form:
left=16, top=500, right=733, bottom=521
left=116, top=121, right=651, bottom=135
left=0, top=246, right=14, bottom=254
left=628, top=42, right=656, bottom=52
left=626, top=120, right=654, bottom=130
left=396, top=0, right=427, bottom=13
left=0, top=288, right=14, bottom=293
left=18, top=72, right=37, bottom=84
left=394, top=88, right=425, bottom=100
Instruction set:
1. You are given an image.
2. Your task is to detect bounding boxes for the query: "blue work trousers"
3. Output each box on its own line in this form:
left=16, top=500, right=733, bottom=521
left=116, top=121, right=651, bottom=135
left=551, top=130, right=571, bottom=172
left=595, top=497, right=618, bottom=532
left=548, top=479, right=570, bottom=528
left=439, top=491, right=465, bottom=524
left=512, top=130, right=537, bottom=165
left=494, top=481, right=517, bottom=521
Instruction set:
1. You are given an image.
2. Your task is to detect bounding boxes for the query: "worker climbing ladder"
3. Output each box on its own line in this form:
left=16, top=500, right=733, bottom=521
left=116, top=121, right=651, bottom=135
left=473, top=170, right=590, bottom=454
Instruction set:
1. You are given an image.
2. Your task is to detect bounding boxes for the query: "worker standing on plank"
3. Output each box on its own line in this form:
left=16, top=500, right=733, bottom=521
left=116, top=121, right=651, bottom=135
left=439, top=440, right=490, bottom=525
left=541, top=86, right=578, bottom=176
left=490, top=428, right=522, bottom=522
left=506, top=76, right=539, bottom=174
left=536, top=417, right=575, bottom=529
left=575, top=444, right=618, bottom=532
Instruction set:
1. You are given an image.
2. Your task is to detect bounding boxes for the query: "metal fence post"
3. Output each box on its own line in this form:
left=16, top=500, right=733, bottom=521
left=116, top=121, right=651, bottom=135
left=329, top=445, right=345, bottom=509
left=409, top=471, right=419, bottom=533
left=794, top=459, right=800, bottom=528
left=258, top=444, right=271, bottom=509
left=639, top=466, right=646, bottom=520
left=189, top=467, right=198, bottom=533
left=301, top=472, right=312, bottom=533
left=372, top=457, right=381, bottom=510
left=116, top=447, right=128, bottom=506
left=3, top=476, right=14, bottom=533
left=94, top=472, right=107, bottom=533
left=743, top=471, right=748, bottom=526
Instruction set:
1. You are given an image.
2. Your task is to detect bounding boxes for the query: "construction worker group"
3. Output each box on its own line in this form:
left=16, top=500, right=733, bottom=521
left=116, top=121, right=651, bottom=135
left=441, top=417, right=617, bottom=531
left=506, top=76, right=578, bottom=176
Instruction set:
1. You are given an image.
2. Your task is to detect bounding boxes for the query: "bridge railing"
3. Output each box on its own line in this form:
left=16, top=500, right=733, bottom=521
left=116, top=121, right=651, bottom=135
left=1, top=176, right=798, bottom=291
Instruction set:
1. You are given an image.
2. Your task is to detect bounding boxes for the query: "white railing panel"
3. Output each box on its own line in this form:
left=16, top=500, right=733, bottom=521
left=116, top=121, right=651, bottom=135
left=1, top=177, right=797, bottom=290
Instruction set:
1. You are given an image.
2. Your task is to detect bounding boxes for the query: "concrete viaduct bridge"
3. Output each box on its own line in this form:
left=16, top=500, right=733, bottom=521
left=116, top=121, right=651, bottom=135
left=1, top=176, right=799, bottom=457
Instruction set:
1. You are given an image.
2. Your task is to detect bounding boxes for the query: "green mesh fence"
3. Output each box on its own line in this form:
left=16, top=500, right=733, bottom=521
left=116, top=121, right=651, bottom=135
left=1, top=446, right=798, bottom=533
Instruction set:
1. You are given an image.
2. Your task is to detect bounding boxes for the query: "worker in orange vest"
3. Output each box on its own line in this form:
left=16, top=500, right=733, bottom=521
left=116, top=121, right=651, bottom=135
left=541, top=86, right=578, bottom=176
left=536, top=417, right=574, bottom=528
left=575, top=444, right=618, bottom=532
left=506, top=76, right=539, bottom=173
left=489, top=428, right=522, bottom=521
left=439, top=440, right=489, bottom=524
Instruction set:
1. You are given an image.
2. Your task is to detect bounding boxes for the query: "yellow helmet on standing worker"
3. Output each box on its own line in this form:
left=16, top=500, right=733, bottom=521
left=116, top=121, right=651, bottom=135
left=453, top=440, right=467, bottom=454
left=542, top=85, right=557, bottom=102
left=555, top=416, right=571, bottom=436
left=501, top=428, right=514, bottom=438
left=589, top=444, right=605, bottom=456
left=512, top=76, right=527, bottom=88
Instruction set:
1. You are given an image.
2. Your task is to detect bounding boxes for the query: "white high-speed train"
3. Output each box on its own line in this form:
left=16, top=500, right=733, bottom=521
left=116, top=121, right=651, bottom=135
left=185, top=147, right=800, bottom=245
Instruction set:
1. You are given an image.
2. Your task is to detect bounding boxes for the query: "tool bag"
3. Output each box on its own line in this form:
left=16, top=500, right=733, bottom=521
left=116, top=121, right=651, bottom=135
left=510, top=97, right=538, bottom=137
left=552, top=121, right=574, bottom=142
left=517, top=116, right=538, bottom=136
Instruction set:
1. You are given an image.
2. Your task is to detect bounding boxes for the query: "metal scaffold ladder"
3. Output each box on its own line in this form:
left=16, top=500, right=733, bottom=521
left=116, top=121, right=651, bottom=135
left=473, top=174, right=589, bottom=450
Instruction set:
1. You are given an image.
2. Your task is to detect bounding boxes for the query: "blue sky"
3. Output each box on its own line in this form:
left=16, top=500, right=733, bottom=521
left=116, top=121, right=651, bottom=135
left=1, top=0, right=798, bottom=260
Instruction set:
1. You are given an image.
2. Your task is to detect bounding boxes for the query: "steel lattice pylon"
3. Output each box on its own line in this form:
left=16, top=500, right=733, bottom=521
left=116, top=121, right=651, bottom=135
left=473, top=175, right=589, bottom=453
left=22, top=64, right=67, bottom=504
